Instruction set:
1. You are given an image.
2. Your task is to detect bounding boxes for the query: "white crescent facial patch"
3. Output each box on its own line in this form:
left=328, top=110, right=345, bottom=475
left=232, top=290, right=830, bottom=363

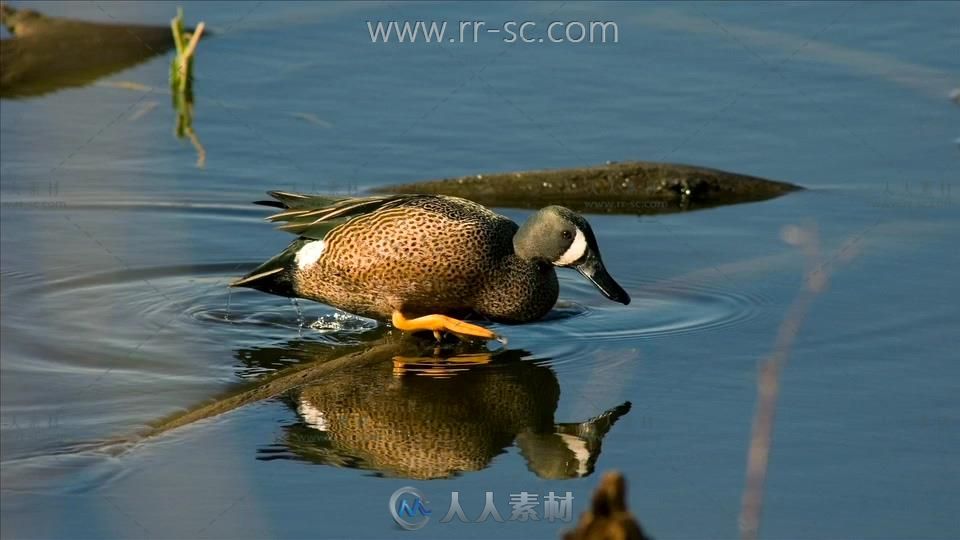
left=555, top=228, right=587, bottom=266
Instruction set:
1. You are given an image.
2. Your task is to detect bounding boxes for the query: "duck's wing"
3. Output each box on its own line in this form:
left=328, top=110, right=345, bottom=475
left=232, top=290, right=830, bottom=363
left=257, top=191, right=424, bottom=240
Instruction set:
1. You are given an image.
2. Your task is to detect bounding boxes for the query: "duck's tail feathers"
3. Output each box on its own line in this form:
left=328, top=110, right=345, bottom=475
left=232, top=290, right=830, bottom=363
left=555, top=401, right=632, bottom=441
left=230, top=238, right=308, bottom=297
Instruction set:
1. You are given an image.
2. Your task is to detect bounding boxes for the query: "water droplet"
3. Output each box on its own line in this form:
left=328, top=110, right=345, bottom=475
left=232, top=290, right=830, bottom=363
left=289, top=297, right=304, bottom=330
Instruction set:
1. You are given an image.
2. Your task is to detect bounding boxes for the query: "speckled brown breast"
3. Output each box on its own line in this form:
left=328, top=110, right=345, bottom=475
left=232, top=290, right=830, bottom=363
left=293, top=196, right=559, bottom=322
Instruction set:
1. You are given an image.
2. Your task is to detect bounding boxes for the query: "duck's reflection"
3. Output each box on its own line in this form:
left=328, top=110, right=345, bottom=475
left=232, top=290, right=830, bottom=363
left=243, top=339, right=631, bottom=480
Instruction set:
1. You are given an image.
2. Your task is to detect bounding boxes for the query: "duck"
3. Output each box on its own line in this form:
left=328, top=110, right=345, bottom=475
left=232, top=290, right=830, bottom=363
left=231, top=191, right=630, bottom=340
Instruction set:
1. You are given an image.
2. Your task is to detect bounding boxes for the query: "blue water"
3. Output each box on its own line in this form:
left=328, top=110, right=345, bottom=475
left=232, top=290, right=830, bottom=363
left=1, top=2, right=958, bottom=539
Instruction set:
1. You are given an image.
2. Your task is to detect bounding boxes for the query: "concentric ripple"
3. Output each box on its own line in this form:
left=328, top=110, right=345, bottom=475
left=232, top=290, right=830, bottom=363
left=13, top=262, right=765, bottom=371
left=22, top=262, right=382, bottom=346
left=508, top=274, right=767, bottom=372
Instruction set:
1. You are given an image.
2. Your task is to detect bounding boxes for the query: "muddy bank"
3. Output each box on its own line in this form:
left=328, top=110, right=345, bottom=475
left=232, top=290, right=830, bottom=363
left=373, top=161, right=802, bottom=215
left=0, top=5, right=190, bottom=98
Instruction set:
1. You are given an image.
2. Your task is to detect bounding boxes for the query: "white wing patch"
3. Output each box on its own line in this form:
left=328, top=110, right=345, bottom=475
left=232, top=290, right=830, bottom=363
left=295, top=240, right=326, bottom=269
left=297, top=398, right=329, bottom=431
left=555, top=228, right=587, bottom=266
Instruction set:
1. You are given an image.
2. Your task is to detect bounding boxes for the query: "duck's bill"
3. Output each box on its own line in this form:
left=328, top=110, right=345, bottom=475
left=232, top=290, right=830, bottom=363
left=576, top=255, right=631, bottom=305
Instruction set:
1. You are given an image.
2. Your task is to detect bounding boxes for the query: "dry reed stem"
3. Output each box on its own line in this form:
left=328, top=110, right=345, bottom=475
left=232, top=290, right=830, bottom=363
left=739, top=224, right=862, bottom=540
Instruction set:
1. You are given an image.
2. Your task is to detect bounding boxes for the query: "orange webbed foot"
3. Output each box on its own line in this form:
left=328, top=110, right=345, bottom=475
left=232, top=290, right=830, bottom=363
left=391, top=311, right=503, bottom=343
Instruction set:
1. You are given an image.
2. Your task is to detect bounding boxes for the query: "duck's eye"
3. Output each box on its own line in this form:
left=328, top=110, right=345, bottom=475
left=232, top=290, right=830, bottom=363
left=561, top=230, right=572, bottom=241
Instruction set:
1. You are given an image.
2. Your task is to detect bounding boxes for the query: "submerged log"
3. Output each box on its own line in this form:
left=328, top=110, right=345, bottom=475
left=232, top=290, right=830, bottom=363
left=0, top=5, right=192, bottom=98
left=373, top=161, right=802, bottom=215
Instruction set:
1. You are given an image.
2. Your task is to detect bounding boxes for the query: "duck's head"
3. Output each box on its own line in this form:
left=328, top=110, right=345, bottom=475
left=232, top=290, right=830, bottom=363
left=514, top=206, right=631, bottom=305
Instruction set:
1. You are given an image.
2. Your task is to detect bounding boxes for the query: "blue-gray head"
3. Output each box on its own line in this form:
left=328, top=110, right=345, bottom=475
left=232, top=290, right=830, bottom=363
left=514, top=206, right=631, bottom=305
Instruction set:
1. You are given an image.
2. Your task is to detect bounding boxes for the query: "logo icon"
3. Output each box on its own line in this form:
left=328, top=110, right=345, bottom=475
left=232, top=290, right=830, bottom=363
left=390, top=487, right=431, bottom=530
